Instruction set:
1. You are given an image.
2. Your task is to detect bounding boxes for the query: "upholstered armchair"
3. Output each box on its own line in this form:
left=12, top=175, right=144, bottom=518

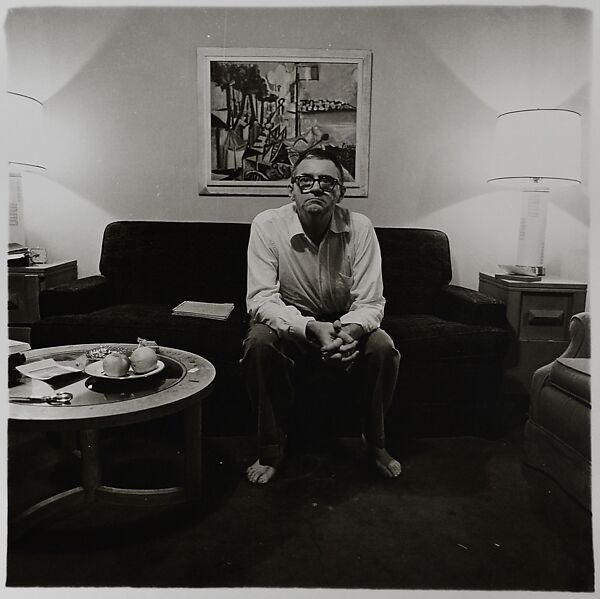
left=523, top=312, right=591, bottom=511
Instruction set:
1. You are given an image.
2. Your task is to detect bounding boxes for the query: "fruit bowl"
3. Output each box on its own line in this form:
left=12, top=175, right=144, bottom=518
left=84, top=360, right=165, bottom=380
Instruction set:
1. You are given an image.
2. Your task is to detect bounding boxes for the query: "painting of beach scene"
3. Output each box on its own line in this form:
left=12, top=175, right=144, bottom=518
left=198, top=48, right=372, bottom=196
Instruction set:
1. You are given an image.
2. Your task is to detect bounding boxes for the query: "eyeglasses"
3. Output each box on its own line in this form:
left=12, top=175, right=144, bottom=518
left=291, top=174, right=341, bottom=193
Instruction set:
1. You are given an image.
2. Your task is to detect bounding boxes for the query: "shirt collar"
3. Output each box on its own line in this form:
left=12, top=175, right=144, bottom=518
left=330, top=204, right=351, bottom=234
left=289, top=203, right=351, bottom=241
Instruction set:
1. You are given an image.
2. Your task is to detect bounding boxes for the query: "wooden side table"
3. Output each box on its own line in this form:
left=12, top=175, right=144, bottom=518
left=478, top=272, right=587, bottom=394
left=8, top=260, right=78, bottom=343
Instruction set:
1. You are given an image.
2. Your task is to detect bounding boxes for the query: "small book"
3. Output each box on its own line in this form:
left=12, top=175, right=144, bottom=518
left=9, top=339, right=31, bottom=355
left=7, top=253, right=29, bottom=267
left=498, top=264, right=543, bottom=277
left=7, top=243, right=30, bottom=266
left=172, top=300, right=235, bottom=321
left=495, top=273, right=542, bottom=282
left=8, top=242, right=29, bottom=254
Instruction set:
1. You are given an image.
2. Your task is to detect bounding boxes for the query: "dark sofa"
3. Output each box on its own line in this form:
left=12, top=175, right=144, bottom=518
left=31, top=221, right=511, bottom=438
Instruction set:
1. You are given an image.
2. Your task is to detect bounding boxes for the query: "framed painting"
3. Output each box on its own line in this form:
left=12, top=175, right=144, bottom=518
left=197, top=48, right=372, bottom=197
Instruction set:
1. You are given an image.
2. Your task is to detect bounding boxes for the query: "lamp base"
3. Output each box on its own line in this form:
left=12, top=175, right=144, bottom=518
left=516, top=191, right=547, bottom=271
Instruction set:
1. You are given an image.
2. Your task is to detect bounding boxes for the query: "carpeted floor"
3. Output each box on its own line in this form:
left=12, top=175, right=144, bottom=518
left=5, top=419, right=594, bottom=591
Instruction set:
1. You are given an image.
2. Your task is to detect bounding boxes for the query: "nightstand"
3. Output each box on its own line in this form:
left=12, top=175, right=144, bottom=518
left=8, top=260, right=78, bottom=343
left=478, top=272, right=587, bottom=394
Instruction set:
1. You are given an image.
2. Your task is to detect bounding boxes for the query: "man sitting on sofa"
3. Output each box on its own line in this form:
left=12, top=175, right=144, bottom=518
left=241, top=148, right=401, bottom=484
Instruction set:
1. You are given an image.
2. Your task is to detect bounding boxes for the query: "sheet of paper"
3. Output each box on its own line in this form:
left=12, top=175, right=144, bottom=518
left=16, top=359, right=80, bottom=381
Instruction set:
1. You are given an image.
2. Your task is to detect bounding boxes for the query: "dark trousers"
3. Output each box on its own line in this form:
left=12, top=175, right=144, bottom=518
left=241, top=322, right=400, bottom=467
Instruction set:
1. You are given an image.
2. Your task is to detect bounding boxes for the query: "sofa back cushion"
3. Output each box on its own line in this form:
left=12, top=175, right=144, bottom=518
left=100, top=221, right=251, bottom=306
left=100, top=221, right=452, bottom=314
left=375, top=227, right=452, bottom=314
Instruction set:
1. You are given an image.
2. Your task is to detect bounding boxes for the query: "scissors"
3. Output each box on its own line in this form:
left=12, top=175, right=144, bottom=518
left=10, top=392, right=73, bottom=406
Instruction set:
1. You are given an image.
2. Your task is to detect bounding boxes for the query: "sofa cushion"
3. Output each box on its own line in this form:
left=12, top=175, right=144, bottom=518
left=99, top=221, right=251, bottom=306
left=381, top=314, right=510, bottom=360
left=99, top=223, right=452, bottom=315
left=31, top=304, right=248, bottom=365
left=376, top=228, right=452, bottom=314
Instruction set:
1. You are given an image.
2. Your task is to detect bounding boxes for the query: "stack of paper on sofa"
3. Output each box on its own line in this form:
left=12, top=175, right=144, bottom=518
left=172, top=300, right=235, bottom=321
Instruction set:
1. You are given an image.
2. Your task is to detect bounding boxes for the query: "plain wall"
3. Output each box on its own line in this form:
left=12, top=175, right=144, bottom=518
left=4, top=4, right=592, bottom=294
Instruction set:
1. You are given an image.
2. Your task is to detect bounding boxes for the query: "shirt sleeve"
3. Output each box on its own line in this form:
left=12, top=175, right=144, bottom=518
left=246, top=218, right=315, bottom=341
left=339, top=217, right=385, bottom=333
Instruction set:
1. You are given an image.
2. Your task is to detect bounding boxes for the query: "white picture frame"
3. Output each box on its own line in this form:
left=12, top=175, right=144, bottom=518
left=197, top=47, right=372, bottom=197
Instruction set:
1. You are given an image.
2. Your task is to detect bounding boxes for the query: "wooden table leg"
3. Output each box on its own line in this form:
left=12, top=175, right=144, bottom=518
left=184, top=402, right=202, bottom=498
left=9, top=488, right=86, bottom=542
left=79, top=429, right=101, bottom=501
left=11, top=411, right=203, bottom=539
left=84, top=409, right=203, bottom=506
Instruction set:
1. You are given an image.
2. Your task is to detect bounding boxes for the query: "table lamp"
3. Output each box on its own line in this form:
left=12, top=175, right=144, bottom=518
left=488, top=108, right=582, bottom=277
left=7, top=91, right=46, bottom=246
left=7, top=91, right=46, bottom=172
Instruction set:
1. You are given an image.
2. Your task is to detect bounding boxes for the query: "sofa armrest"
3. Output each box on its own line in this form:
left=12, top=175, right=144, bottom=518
left=434, top=284, right=508, bottom=327
left=530, top=312, right=589, bottom=397
left=39, top=275, right=112, bottom=317
left=560, top=312, right=590, bottom=359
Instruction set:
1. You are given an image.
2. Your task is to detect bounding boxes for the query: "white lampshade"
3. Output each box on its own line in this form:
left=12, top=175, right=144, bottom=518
left=488, top=108, right=581, bottom=189
left=7, top=91, right=46, bottom=171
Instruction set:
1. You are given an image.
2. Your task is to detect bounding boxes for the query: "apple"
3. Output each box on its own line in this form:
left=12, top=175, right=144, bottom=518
left=130, top=346, right=158, bottom=374
left=102, top=352, right=131, bottom=377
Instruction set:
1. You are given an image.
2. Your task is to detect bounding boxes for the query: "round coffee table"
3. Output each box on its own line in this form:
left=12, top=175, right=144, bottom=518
left=8, top=343, right=216, bottom=538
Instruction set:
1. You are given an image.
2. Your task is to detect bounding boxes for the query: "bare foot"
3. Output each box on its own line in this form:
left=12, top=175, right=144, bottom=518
left=371, top=447, right=402, bottom=478
left=246, top=459, right=277, bottom=484
left=361, top=435, right=401, bottom=478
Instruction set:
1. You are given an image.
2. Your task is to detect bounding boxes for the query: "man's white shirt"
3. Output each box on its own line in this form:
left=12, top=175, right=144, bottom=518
left=246, top=202, right=385, bottom=340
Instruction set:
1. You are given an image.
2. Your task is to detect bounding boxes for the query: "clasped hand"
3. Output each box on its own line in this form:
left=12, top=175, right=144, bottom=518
left=307, top=319, right=360, bottom=367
